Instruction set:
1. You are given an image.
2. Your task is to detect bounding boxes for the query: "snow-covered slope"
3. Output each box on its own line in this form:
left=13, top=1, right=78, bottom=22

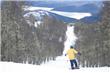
left=0, top=61, right=110, bottom=73
left=63, top=25, right=77, bottom=54
left=24, top=10, right=50, bottom=27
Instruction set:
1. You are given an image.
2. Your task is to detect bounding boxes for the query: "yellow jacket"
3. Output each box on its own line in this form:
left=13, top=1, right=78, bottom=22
left=66, top=48, right=78, bottom=60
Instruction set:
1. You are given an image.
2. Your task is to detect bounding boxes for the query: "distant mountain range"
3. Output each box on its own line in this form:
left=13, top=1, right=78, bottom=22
left=24, top=10, right=77, bottom=23
left=53, top=4, right=100, bottom=14
left=25, top=1, right=103, bottom=8
left=24, top=1, right=103, bottom=23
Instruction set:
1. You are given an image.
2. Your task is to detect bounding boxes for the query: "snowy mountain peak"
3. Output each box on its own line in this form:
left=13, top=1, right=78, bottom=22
left=24, top=10, right=49, bottom=18
left=24, top=10, right=50, bottom=28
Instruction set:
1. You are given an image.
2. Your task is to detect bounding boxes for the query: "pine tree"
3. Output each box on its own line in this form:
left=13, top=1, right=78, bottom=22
left=1, top=1, right=66, bottom=64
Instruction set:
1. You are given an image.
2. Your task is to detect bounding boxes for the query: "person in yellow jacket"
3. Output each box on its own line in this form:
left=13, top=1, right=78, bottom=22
left=65, top=46, right=81, bottom=69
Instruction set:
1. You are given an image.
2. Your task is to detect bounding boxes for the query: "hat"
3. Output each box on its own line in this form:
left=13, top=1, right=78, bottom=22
left=70, top=46, right=73, bottom=48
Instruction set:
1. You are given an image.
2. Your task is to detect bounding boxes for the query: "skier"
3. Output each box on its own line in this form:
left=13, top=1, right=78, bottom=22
left=65, top=46, right=81, bottom=69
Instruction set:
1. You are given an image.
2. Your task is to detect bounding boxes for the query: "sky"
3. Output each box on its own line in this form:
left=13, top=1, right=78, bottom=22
left=25, top=0, right=103, bottom=1
left=0, top=0, right=103, bottom=1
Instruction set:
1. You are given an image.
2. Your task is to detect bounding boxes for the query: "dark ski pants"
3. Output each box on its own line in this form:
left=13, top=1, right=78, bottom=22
left=70, top=59, right=78, bottom=69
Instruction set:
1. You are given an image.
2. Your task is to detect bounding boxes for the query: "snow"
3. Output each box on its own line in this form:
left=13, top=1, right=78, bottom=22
left=50, top=11, right=92, bottom=20
left=24, top=11, right=47, bottom=28
left=24, top=11, right=49, bottom=18
left=0, top=61, right=110, bottom=73
left=24, top=6, right=53, bottom=11
left=34, top=21, right=42, bottom=28
left=63, top=25, right=77, bottom=54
